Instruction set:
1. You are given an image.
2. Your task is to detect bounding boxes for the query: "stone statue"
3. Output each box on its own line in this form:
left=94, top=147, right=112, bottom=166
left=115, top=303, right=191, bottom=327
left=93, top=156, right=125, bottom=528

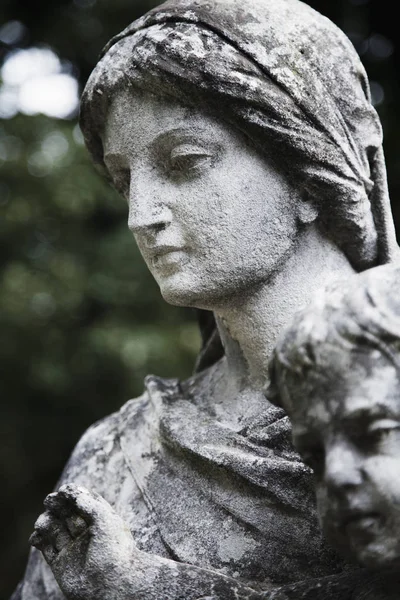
left=12, top=0, right=399, bottom=598
left=267, top=262, right=400, bottom=597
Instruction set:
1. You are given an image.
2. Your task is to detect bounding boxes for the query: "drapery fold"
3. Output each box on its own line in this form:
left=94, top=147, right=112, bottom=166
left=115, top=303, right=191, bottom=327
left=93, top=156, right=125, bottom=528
left=117, top=375, right=344, bottom=587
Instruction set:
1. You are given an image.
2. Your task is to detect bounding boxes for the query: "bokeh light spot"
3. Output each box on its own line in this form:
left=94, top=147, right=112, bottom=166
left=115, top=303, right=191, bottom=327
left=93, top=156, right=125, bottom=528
left=368, top=34, right=394, bottom=59
left=19, top=74, right=78, bottom=118
left=2, top=48, right=60, bottom=86
left=0, top=20, right=27, bottom=46
left=41, top=132, right=70, bottom=161
left=0, top=48, right=79, bottom=119
left=27, top=152, right=53, bottom=178
left=0, top=88, right=19, bottom=119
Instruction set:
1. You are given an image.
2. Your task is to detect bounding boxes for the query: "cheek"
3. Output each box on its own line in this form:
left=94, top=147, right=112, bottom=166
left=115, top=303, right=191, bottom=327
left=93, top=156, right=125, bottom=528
left=177, top=172, right=246, bottom=223
left=177, top=174, right=297, bottom=264
left=364, top=456, right=400, bottom=508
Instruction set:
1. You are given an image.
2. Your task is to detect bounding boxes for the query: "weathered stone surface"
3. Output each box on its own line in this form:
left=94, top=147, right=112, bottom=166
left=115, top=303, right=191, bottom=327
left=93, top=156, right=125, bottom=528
left=268, top=262, right=400, bottom=581
left=12, top=0, right=399, bottom=598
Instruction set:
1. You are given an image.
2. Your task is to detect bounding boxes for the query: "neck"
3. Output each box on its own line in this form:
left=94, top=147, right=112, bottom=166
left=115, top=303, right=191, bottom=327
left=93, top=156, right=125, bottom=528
left=213, top=225, right=356, bottom=394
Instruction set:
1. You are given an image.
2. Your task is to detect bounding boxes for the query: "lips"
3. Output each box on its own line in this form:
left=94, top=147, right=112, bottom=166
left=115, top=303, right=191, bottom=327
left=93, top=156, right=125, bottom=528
left=150, top=246, right=185, bottom=258
left=146, top=246, right=188, bottom=269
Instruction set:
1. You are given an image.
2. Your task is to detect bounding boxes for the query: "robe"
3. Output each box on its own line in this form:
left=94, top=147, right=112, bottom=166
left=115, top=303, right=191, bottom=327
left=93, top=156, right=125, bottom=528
left=14, top=364, right=344, bottom=599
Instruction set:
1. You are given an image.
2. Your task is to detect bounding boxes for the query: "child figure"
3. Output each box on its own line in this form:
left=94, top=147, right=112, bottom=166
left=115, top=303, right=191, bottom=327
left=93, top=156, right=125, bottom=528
left=266, top=262, right=400, bottom=575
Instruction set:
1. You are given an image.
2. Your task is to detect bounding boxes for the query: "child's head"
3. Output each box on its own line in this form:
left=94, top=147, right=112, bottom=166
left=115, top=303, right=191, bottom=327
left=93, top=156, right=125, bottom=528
left=267, top=263, right=400, bottom=569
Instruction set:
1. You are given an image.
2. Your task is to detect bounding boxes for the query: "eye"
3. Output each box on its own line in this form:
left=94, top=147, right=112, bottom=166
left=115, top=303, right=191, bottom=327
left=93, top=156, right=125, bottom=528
left=364, top=419, right=400, bottom=447
left=167, top=144, right=216, bottom=177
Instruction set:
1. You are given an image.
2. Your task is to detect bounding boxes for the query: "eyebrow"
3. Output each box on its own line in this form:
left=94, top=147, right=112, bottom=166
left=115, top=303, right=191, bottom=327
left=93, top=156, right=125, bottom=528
left=291, top=402, right=400, bottom=439
left=103, top=125, right=213, bottom=165
left=149, top=126, right=214, bottom=155
left=342, top=403, right=399, bottom=422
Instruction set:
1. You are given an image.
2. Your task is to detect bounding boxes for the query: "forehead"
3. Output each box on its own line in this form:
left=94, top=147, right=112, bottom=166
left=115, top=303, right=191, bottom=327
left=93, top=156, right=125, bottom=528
left=291, top=349, right=400, bottom=428
left=102, top=88, right=238, bottom=159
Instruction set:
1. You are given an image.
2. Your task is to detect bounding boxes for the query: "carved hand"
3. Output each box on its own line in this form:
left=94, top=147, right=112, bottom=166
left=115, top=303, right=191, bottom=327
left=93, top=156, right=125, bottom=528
left=30, top=483, right=262, bottom=600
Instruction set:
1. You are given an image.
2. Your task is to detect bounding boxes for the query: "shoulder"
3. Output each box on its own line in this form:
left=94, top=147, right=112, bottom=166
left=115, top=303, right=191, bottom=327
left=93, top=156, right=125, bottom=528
left=59, top=373, right=188, bottom=488
left=57, top=375, right=184, bottom=489
left=15, top=381, right=181, bottom=599
left=60, top=409, right=121, bottom=483
left=57, top=389, right=152, bottom=496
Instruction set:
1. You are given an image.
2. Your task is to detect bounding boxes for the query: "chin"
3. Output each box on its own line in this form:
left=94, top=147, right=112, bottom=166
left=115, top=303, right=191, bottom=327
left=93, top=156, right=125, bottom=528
left=157, top=274, right=229, bottom=309
left=158, top=278, right=204, bottom=308
left=356, top=539, right=400, bottom=571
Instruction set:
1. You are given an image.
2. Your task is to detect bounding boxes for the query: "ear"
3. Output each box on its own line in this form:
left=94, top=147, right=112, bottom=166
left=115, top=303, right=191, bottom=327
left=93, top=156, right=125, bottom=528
left=297, top=193, right=318, bottom=225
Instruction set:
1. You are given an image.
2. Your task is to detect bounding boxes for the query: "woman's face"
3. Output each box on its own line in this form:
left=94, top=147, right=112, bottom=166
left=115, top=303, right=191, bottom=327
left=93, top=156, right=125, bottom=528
left=103, top=89, right=305, bottom=309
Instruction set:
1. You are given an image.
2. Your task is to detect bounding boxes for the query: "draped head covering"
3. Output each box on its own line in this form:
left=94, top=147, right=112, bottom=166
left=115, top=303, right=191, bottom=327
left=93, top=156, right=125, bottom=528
left=80, top=0, right=398, bottom=369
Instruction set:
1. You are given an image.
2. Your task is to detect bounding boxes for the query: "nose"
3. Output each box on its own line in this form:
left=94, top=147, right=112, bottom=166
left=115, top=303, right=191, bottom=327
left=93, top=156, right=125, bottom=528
left=324, top=441, right=363, bottom=495
left=127, top=176, right=172, bottom=235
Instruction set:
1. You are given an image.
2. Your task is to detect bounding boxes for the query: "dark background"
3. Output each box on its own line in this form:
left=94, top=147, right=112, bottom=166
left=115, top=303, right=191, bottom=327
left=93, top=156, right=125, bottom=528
left=0, top=0, right=399, bottom=598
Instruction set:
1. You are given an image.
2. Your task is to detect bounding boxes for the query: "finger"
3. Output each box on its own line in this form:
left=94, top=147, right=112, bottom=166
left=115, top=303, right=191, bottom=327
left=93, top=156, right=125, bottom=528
left=30, top=521, right=58, bottom=565
left=30, top=513, right=58, bottom=550
left=57, top=483, right=115, bottom=523
left=44, top=492, right=89, bottom=539
left=30, top=512, right=73, bottom=564
left=44, top=491, right=75, bottom=518
left=44, top=486, right=94, bottom=524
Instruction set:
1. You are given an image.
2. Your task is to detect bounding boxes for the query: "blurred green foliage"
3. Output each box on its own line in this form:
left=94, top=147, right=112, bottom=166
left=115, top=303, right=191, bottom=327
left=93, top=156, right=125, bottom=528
left=0, top=2, right=201, bottom=594
left=0, top=0, right=399, bottom=598
left=0, top=112, right=201, bottom=597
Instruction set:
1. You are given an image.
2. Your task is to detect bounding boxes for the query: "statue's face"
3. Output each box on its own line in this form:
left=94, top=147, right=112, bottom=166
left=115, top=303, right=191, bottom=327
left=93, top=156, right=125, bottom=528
left=103, top=89, right=304, bottom=309
left=287, top=348, right=400, bottom=568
